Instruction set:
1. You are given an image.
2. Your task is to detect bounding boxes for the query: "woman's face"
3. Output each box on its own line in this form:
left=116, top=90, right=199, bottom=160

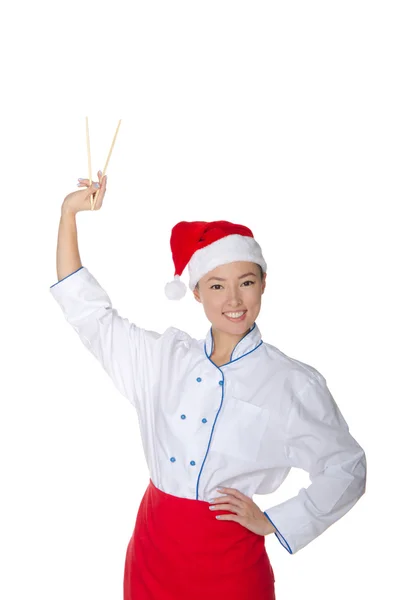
left=193, top=261, right=266, bottom=339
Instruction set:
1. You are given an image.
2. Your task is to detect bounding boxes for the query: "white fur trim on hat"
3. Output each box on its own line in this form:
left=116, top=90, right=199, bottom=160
left=187, top=234, right=267, bottom=291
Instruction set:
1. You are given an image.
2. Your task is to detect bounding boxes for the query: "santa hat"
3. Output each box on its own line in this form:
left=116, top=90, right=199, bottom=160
left=164, top=220, right=267, bottom=300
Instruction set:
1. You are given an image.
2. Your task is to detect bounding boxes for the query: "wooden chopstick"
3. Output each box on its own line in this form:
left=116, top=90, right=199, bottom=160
left=85, top=117, right=94, bottom=209
left=92, top=119, right=122, bottom=210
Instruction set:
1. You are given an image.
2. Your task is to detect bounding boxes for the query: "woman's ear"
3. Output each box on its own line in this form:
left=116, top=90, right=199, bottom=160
left=261, top=272, right=267, bottom=293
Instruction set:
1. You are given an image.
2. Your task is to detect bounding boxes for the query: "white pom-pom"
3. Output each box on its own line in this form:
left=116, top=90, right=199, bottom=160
left=164, top=275, right=187, bottom=300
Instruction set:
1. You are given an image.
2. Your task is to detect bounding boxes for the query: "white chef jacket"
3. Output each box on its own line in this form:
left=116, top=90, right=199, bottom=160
left=49, top=266, right=366, bottom=555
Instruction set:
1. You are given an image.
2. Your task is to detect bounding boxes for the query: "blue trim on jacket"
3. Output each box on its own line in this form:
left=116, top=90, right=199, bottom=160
left=263, top=511, right=293, bottom=554
left=50, top=266, right=84, bottom=288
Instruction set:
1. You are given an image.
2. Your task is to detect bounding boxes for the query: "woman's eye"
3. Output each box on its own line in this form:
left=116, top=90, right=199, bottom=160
left=210, top=281, right=254, bottom=290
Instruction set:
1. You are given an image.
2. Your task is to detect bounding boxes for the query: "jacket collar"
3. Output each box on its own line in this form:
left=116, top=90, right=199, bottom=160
left=204, top=322, right=263, bottom=364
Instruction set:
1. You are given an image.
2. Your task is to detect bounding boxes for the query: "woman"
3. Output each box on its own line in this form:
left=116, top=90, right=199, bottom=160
left=50, top=172, right=366, bottom=599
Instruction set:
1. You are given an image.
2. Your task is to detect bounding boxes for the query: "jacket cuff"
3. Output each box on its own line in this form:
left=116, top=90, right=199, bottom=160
left=50, top=266, right=84, bottom=289
left=263, top=511, right=293, bottom=554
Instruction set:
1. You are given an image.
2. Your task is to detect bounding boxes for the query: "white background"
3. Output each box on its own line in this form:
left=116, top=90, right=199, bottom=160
left=0, top=1, right=394, bottom=598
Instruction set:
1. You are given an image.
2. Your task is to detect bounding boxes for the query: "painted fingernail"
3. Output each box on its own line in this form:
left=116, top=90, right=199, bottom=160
left=78, top=178, right=84, bottom=181
left=99, top=170, right=102, bottom=176
left=94, top=183, right=100, bottom=188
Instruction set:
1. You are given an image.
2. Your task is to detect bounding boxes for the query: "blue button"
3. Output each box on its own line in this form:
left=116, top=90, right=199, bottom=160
left=219, top=380, right=223, bottom=385
left=196, top=377, right=202, bottom=382
left=170, top=457, right=176, bottom=462
left=202, top=418, right=207, bottom=423
left=190, top=460, right=196, bottom=466
left=181, top=414, right=186, bottom=419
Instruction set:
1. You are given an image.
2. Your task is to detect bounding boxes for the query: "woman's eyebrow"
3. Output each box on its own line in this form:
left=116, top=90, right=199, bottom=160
left=206, top=272, right=257, bottom=282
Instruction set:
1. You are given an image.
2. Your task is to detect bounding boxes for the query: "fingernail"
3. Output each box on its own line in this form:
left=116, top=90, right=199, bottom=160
left=78, top=178, right=84, bottom=181
left=99, top=170, right=102, bottom=176
left=94, top=182, right=100, bottom=188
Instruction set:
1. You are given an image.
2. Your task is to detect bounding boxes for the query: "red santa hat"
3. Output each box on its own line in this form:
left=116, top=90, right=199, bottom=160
left=164, top=220, right=268, bottom=300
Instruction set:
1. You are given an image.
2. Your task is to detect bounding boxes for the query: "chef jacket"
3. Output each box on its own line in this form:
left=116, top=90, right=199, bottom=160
left=49, top=266, right=367, bottom=555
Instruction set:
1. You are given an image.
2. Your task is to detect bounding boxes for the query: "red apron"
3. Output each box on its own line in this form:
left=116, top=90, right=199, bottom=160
left=123, top=479, right=276, bottom=599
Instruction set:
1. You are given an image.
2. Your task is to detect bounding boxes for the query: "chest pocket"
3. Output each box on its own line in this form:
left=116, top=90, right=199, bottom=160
left=210, top=396, right=270, bottom=463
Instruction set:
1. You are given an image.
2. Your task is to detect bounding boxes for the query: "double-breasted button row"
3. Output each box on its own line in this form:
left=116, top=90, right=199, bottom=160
left=170, top=376, right=223, bottom=463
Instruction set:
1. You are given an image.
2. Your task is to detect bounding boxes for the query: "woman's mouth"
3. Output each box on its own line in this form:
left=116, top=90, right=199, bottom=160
left=223, top=310, right=247, bottom=322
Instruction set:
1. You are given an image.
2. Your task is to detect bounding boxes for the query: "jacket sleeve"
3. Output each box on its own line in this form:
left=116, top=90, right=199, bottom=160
left=263, top=374, right=367, bottom=555
left=49, top=266, right=162, bottom=410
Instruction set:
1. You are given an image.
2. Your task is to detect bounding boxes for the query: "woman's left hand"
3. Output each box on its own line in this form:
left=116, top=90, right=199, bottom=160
left=209, top=487, right=276, bottom=536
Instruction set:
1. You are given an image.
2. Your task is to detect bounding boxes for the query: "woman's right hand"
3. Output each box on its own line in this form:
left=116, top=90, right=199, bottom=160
left=62, top=170, right=107, bottom=215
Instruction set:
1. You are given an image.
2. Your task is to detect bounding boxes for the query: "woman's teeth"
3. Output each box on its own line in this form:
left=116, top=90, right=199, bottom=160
left=224, top=311, right=246, bottom=318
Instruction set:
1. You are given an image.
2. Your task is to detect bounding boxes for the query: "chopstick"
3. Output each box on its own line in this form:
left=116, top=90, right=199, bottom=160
left=92, top=119, right=122, bottom=209
left=85, top=117, right=94, bottom=209
left=84, top=118, right=122, bottom=211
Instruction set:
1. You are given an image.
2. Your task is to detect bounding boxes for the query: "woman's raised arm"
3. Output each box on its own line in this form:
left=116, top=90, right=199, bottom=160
left=50, top=172, right=163, bottom=411
left=55, top=170, right=105, bottom=282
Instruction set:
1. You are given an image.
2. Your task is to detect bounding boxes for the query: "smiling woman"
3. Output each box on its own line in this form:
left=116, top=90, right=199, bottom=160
left=50, top=215, right=366, bottom=600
